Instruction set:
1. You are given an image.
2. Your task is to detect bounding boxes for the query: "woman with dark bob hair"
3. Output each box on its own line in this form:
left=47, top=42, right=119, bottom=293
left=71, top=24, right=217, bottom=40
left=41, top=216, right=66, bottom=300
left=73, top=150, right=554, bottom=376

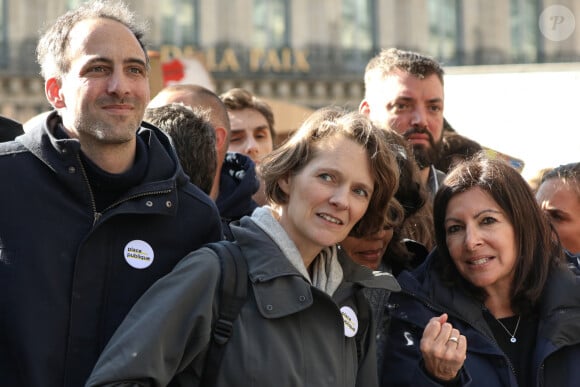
left=381, top=154, right=580, bottom=387
left=87, top=107, right=402, bottom=387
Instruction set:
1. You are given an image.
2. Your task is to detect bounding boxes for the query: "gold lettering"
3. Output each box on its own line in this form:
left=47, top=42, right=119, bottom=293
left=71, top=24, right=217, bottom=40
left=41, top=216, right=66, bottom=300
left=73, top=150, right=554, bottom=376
left=160, top=45, right=183, bottom=62
left=206, top=48, right=218, bottom=71
left=281, top=48, right=292, bottom=71
left=218, top=48, right=240, bottom=72
left=262, top=49, right=282, bottom=72
left=250, top=48, right=265, bottom=72
left=294, top=49, right=310, bottom=72
left=159, top=46, right=311, bottom=74
left=182, top=45, right=197, bottom=58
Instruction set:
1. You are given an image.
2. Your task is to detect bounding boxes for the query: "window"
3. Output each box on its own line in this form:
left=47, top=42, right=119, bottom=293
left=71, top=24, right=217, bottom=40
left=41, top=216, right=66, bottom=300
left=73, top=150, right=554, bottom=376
left=160, top=0, right=198, bottom=46
left=253, top=0, right=289, bottom=47
left=428, top=0, right=460, bottom=65
left=66, top=0, right=84, bottom=9
left=510, top=0, right=539, bottom=63
left=340, top=0, right=375, bottom=71
left=0, top=0, right=6, bottom=68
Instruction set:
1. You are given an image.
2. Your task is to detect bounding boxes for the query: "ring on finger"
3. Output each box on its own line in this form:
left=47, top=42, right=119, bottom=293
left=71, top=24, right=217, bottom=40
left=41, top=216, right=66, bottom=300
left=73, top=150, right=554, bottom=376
left=448, top=336, right=459, bottom=343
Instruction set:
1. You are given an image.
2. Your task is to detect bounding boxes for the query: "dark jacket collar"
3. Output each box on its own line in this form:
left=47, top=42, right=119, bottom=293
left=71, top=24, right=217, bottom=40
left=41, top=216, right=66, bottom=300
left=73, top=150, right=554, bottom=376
left=216, top=152, right=259, bottom=220
left=231, top=216, right=399, bottom=291
left=17, top=111, right=190, bottom=216
left=398, top=248, right=580, bottom=343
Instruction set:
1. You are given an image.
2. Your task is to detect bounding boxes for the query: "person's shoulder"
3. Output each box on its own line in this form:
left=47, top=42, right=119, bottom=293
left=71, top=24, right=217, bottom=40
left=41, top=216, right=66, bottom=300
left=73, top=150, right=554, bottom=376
left=177, top=242, right=224, bottom=273
left=0, top=116, right=24, bottom=142
left=0, top=134, right=28, bottom=157
left=179, top=180, right=221, bottom=213
left=338, top=248, right=401, bottom=292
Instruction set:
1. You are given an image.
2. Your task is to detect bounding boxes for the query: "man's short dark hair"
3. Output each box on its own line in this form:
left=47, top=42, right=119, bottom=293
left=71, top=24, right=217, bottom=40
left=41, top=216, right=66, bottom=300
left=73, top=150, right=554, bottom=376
left=364, top=48, right=445, bottom=94
left=144, top=103, right=217, bottom=195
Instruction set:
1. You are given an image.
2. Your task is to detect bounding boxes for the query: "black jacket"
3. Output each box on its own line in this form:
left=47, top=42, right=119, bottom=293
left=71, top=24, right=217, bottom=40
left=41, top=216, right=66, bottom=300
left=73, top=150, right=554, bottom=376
left=382, top=250, right=580, bottom=386
left=0, top=111, right=222, bottom=387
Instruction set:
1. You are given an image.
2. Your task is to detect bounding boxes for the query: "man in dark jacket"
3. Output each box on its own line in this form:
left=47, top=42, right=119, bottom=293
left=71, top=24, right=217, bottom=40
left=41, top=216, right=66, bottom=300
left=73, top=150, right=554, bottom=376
left=148, top=84, right=260, bottom=222
left=0, top=2, right=222, bottom=387
left=148, top=84, right=259, bottom=242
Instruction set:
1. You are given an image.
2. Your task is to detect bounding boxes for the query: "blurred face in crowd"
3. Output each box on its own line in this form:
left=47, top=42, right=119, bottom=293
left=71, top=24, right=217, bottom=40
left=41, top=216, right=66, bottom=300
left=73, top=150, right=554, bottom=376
left=48, top=18, right=149, bottom=150
left=360, top=69, right=444, bottom=169
left=228, top=108, right=274, bottom=164
left=341, top=227, right=394, bottom=270
left=444, top=187, right=518, bottom=298
left=536, top=178, right=580, bottom=254
left=278, top=135, right=374, bottom=263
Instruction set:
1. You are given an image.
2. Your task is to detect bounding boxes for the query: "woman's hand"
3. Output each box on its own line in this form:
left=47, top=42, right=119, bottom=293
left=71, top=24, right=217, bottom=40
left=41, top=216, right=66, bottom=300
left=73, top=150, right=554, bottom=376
left=420, top=313, right=467, bottom=381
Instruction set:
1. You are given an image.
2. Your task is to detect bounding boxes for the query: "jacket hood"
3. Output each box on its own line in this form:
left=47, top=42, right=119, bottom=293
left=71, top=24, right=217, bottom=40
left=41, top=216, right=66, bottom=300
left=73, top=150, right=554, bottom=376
left=15, top=111, right=193, bottom=213
left=231, top=216, right=400, bottom=293
left=216, top=152, right=259, bottom=220
left=537, top=266, right=580, bottom=346
left=18, top=111, right=189, bottom=188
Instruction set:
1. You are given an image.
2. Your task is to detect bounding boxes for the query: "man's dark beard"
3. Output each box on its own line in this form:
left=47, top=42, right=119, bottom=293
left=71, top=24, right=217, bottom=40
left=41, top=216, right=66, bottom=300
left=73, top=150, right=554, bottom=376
left=403, top=127, right=442, bottom=170
left=411, top=143, right=440, bottom=169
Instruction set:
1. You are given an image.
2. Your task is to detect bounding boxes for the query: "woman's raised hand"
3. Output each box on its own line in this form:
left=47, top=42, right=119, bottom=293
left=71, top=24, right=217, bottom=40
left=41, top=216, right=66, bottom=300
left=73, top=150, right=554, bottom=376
left=420, top=313, right=467, bottom=381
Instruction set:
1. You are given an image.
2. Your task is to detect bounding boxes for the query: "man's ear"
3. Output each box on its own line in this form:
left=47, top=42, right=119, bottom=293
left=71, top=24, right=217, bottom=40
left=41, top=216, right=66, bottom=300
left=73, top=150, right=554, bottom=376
left=359, top=100, right=370, bottom=116
left=215, top=126, right=228, bottom=154
left=46, top=78, right=65, bottom=108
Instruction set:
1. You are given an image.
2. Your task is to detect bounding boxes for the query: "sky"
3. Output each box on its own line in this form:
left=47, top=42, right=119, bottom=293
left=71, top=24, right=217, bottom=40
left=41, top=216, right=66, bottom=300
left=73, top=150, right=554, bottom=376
left=443, top=67, right=580, bottom=181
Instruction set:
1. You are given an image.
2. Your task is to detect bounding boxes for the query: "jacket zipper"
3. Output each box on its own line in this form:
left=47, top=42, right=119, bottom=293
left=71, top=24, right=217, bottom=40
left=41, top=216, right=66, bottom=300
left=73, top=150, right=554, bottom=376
left=77, top=155, right=100, bottom=225
left=77, top=154, right=172, bottom=225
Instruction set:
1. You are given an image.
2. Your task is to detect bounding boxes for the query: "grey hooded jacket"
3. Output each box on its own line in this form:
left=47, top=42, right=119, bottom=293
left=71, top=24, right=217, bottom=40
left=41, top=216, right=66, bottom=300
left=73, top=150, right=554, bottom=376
left=86, top=214, right=400, bottom=387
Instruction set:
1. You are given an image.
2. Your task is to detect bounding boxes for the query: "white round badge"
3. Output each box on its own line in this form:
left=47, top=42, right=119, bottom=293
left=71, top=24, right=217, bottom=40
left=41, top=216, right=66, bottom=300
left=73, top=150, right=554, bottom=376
left=340, top=306, right=359, bottom=338
left=124, top=240, right=154, bottom=269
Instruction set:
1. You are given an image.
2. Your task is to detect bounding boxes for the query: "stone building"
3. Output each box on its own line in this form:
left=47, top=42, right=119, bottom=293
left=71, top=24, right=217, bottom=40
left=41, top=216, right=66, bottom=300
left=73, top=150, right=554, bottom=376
left=1, top=0, right=579, bottom=126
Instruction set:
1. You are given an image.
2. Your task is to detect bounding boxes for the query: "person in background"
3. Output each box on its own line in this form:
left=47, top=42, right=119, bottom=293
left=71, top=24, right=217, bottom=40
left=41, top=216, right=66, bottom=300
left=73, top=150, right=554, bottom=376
left=340, top=129, right=431, bottom=378
left=536, top=162, right=580, bottom=274
left=381, top=154, right=580, bottom=387
left=144, top=103, right=216, bottom=195
left=220, top=87, right=276, bottom=205
left=341, top=129, right=431, bottom=273
left=360, top=48, right=446, bottom=198
left=434, top=131, right=483, bottom=174
left=149, top=84, right=259, bottom=223
left=0, top=115, right=24, bottom=141
left=87, top=107, right=401, bottom=387
left=0, top=2, right=222, bottom=386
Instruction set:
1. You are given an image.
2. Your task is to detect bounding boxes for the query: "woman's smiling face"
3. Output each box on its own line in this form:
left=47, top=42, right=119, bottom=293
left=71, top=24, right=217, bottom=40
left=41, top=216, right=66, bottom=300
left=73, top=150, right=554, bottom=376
left=277, top=135, right=374, bottom=262
left=444, top=187, right=518, bottom=297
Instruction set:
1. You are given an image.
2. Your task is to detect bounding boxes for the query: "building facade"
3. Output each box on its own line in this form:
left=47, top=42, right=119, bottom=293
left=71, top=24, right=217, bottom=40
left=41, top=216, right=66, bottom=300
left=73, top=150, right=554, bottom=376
left=1, top=0, right=579, bottom=124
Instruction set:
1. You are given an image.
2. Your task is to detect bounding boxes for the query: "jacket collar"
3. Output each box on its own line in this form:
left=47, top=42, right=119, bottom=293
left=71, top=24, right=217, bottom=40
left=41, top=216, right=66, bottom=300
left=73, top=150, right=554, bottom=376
left=399, top=250, right=580, bottom=344
left=537, top=266, right=580, bottom=345
left=397, top=250, right=493, bottom=336
left=17, top=111, right=188, bottom=216
left=231, top=217, right=400, bottom=319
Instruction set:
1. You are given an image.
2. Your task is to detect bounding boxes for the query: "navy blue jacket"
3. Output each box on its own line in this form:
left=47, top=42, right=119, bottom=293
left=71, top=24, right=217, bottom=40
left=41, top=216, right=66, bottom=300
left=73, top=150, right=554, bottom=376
left=382, top=250, right=580, bottom=386
left=216, top=152, right=259, bottom=221
left=0, top=111, right=222, bottom=387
